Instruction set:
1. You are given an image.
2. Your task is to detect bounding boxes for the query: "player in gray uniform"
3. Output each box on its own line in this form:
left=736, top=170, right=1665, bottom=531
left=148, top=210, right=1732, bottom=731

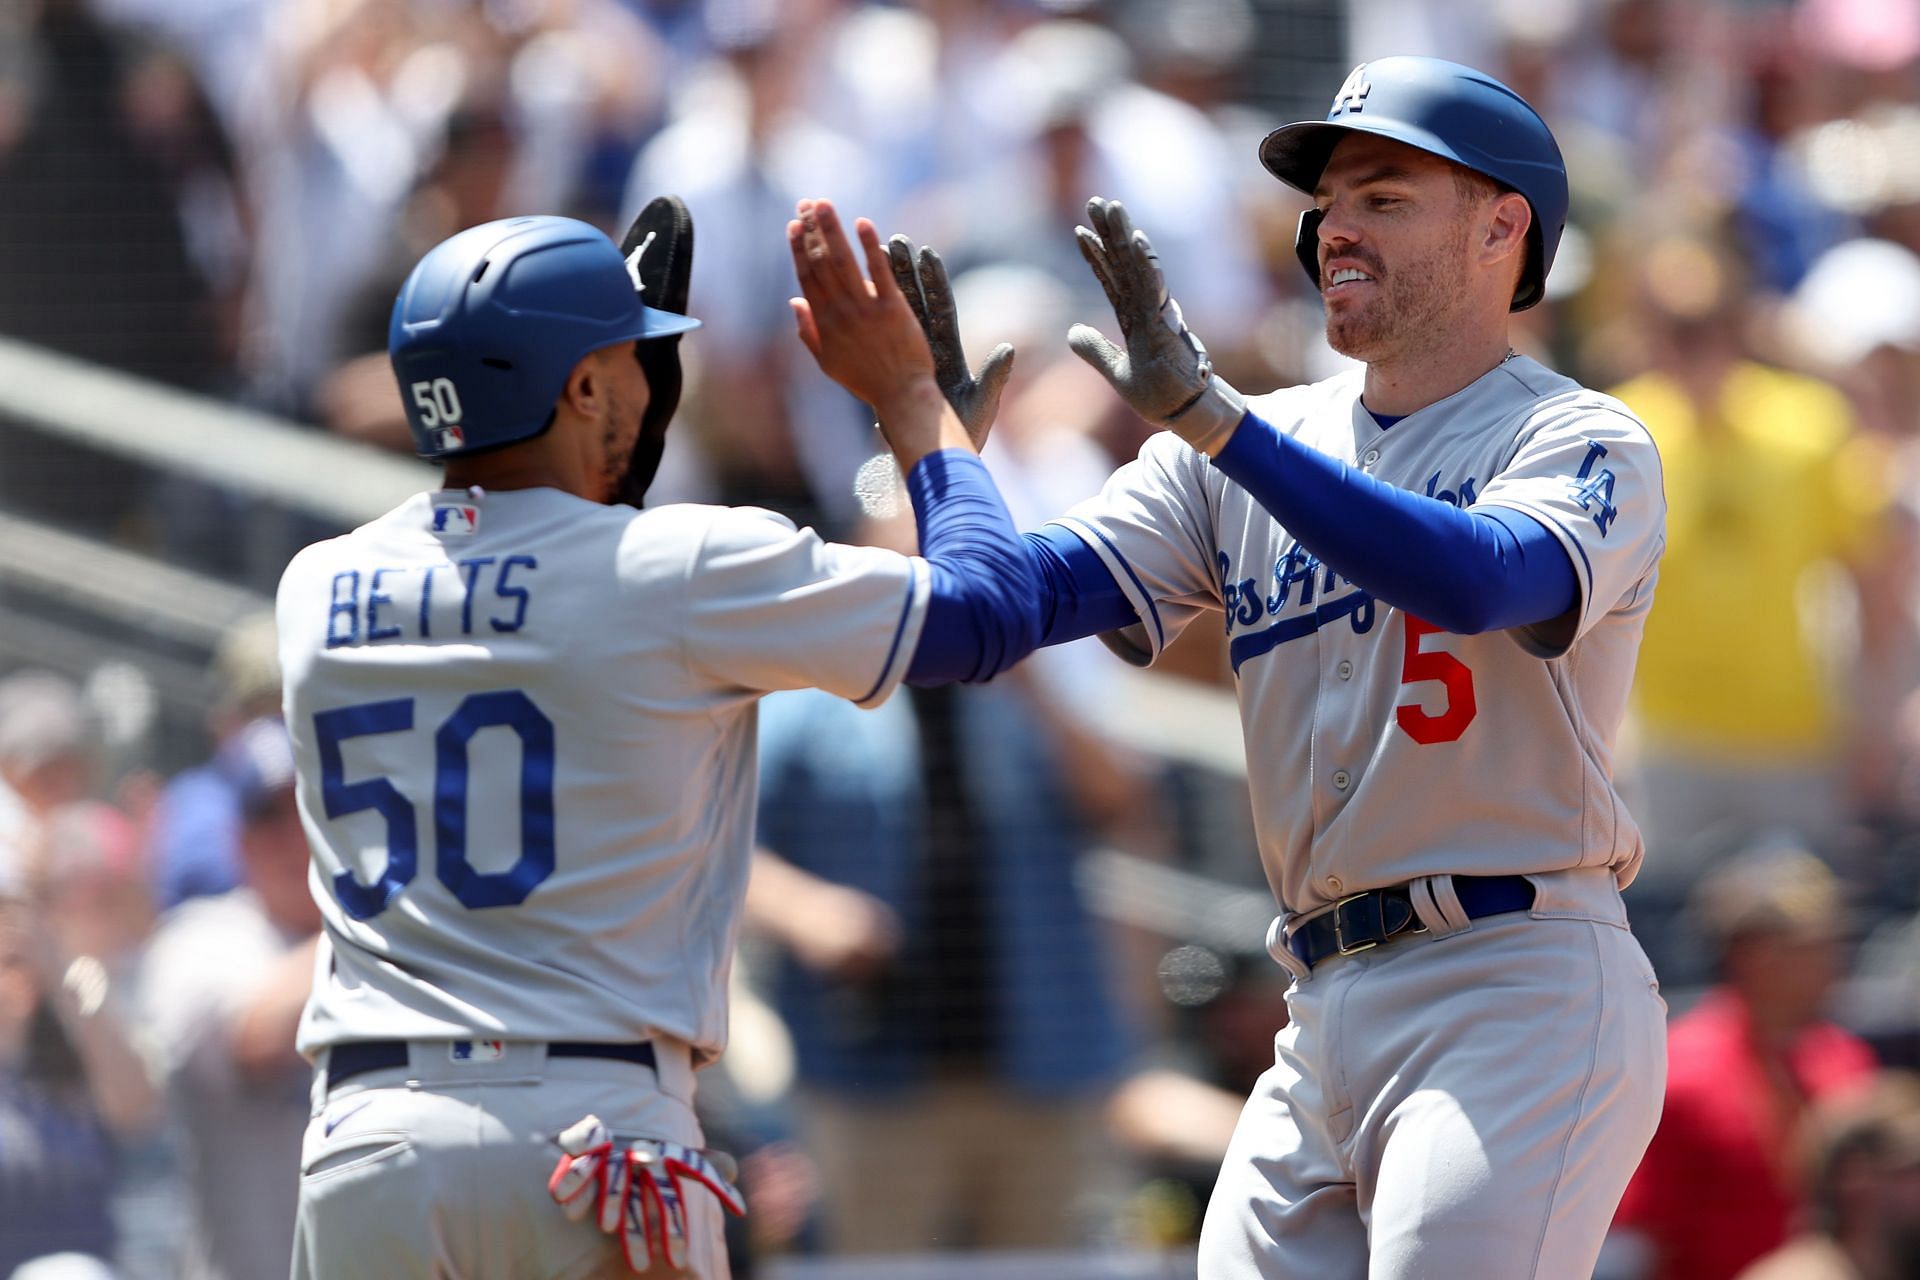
left=855, top=56, right=1669, bottom=1279
left=279, top=202, right=1048, bottom=1278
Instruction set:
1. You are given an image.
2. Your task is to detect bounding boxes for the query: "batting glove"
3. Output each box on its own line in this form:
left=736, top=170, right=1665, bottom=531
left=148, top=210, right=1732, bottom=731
left=549, top=1114, right=747, bottom=1274
left=549, top=1115, right=616, bottom=1223
left=885, top=234, right=1015, bottom=450
left=1068, top=196, right=1247, bottom=455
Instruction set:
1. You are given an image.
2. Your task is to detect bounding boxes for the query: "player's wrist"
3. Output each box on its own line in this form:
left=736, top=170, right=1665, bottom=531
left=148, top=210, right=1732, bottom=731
left=875, top=377, right=967, bottom=471
left=1166, top=374, right=1248, bottom=456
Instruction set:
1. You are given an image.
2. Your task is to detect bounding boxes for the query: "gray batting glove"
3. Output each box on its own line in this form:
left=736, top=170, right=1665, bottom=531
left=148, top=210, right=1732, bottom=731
left=886, top=234, right=1015, bottom=450
left=1068, top=197, right=1246, bottom=454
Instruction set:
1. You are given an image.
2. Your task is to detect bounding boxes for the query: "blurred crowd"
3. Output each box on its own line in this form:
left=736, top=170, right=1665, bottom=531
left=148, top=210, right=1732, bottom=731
left=5, top=0, right=1920, bottom=1276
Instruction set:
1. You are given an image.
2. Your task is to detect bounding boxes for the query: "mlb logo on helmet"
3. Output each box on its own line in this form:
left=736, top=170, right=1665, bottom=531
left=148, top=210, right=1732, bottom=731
left=450, top=1040, right=507, bottom=1063
left=432, top=425, right=466, bottom=452
left=431, top=501, right=481, bottom=535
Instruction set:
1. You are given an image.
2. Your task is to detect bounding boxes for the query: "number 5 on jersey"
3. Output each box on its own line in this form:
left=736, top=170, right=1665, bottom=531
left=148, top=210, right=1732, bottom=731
left=315, top=690, right=555, bottom=920
left=1396, top=614, right=1476, bottom=744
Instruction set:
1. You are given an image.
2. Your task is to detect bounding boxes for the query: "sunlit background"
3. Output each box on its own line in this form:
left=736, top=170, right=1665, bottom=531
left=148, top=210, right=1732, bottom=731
left=3, top=0, right=1920, bottom=1277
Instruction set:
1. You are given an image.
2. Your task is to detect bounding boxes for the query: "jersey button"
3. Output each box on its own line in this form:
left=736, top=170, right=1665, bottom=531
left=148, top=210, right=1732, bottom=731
left=1362, top=449, right=1381, bottom=466
left=1337, top=659, right=1353, bottom=680
left=1326, top=875, right=1345, bottom=894
left=1332, top=769, right=1351, bottom=792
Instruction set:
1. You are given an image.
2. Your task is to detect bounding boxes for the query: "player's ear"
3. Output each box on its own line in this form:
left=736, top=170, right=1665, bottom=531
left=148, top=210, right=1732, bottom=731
left=561, top=353, right=603, bottom=418
left=1483, top=191, right=1531, bottom=270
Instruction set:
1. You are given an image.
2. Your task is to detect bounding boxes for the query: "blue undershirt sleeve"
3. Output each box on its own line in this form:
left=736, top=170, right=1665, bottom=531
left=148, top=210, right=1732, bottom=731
left=902, top=450, right=1044, bottom=685
left=1025, top=524, right=1138, bottom=648
left=903, top=452, right=1138, bottom=686
left=1210, top=411, right=1578, bottom=637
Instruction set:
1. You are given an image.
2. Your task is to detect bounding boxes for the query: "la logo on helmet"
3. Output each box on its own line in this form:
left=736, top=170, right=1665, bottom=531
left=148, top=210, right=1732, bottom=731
left=1332, top=65, right=1372, bottom=116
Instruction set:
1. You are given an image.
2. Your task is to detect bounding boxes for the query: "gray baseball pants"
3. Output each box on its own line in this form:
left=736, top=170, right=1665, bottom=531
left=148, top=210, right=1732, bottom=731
left=1199, top=870, right=1667, bottom=1279
left=291, top=1039, right=724, bottom=1279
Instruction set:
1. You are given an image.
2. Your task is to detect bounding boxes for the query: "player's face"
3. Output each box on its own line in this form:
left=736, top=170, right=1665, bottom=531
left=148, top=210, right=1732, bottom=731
left=588, top=343, right=653, bottom=504
left=1311, top=135, right=1486, bottom=362
left=622, top=345, right=672, bottom=506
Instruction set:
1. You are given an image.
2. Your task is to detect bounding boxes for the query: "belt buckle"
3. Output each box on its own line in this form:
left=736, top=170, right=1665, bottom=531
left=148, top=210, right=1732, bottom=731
left=1332, top=892, right=1380, bottom=956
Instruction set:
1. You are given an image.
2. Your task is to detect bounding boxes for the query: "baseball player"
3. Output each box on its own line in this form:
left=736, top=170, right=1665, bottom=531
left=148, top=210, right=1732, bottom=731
left=277, top=201, right=1047, bottom=1278
left=853, top=57, right=1671, bottom=1278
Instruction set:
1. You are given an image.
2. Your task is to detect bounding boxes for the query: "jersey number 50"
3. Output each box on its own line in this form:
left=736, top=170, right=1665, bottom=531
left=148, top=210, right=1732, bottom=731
left=314, top=691, right=555, bottom=920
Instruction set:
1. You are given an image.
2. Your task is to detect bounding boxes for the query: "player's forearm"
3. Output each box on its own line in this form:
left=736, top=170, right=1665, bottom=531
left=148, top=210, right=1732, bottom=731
left=908, top=522, right=1140, bottom=683
left=1211, top=411, right=1577, bottom=634
left=903, top=451, right=1044, bottom=684
left=875, top=377, right=975, bottom=473
left=1026, top=524, right=1139, bottom=646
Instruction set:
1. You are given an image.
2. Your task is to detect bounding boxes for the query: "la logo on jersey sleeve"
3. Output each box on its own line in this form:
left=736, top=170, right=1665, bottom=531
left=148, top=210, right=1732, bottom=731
left=1569, top=440, right=1620, bottom=535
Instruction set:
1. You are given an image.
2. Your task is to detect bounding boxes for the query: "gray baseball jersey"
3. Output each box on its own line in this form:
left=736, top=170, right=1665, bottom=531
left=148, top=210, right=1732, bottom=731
left=277, top=486, right=928, bottom=1064
left=1051, top=353, right=1665, bottom=914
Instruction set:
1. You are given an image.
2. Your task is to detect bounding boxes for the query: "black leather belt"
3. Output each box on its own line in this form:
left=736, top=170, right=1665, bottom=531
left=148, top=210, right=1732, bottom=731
left=326, top=1039, right=657, bottom=1089
left=1288, top=874, right=1535, bottom=970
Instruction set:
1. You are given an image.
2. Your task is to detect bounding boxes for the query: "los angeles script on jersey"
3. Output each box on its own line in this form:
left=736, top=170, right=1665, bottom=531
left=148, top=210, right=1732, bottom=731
left=1219, top=545, right=1375, bottom=673
left=1216, top=467, right=1484, bottom=672
left=323, top=556, right=537, bottom=647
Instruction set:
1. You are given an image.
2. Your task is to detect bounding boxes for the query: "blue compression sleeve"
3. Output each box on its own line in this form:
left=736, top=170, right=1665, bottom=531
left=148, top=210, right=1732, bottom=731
left=1026, top=523, right=1138, bottom=647
left=1211, top=411, right=1578, bottom=635
left=903, top=451, right=1045, bottom=685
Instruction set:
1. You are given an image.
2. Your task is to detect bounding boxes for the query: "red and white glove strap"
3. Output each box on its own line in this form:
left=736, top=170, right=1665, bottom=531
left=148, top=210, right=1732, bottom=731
left=619, top=1140, right=748, bottom=1273
left=548, top=1115, right=614, bottom=1224
left=549, top=1115, right=746, bottom=1275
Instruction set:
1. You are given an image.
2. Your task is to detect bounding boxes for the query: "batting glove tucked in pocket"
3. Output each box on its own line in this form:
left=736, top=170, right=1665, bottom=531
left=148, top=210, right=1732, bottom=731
left=548, top=1114, right=746, bottom=1274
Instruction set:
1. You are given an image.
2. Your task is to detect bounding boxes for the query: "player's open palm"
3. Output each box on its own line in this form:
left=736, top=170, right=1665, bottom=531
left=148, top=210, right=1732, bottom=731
left=787, top=199, right=935, bottom=418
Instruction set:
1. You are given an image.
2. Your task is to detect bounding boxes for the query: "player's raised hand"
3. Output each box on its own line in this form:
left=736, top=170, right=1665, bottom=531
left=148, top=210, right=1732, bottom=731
left=1068, top=196, right=1247, bottom=454
left=789, top=198, right=968, bottom=469
left=885, top=235, right=1015, bottom=450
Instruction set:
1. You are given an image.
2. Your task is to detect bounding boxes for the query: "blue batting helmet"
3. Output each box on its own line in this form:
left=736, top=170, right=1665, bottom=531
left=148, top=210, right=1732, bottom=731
left=1260, top=57, right=1568, bottom=311
left=389, top=216, right=701, bottom=458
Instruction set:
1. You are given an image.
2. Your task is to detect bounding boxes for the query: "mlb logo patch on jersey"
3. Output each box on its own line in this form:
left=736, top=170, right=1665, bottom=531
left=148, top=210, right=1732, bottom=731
left=431, top=501, right=481, bottom=535
left=450, top=1039, right=507, bottom=1063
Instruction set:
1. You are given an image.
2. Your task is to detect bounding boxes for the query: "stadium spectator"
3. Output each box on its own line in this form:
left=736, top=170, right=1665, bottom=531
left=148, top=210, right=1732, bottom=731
left=0, top=672, right=97, bottom=896
left=1735, top=1070, right=1920, bottom=1280
left=1610, top=235, right=1906, bottom=884
left=147, top=611, right=282, bottom=911
left=138, top=717, right=318, bottom=1280
left=36, top=801, right=151, bottom=991
left=1611, top=846, right=1878, bottom=1280
left=622, top=0, right=883, bottom=523
left=0, top=886, right=159, bottom=1274
left=748, top=656, right=1136, bottom=1252
left=0, top=0, right=224, bottom=393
